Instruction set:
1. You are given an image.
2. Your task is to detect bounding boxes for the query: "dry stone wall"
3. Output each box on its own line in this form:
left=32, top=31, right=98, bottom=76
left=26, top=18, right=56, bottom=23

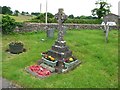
left=15, top=23, right=118, bottom=32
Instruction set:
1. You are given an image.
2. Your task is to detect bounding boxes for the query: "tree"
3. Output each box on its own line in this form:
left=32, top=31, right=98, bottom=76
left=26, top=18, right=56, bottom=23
left=80, top=15, right=87, bottom=19
left=21, top=11, right=25, bottom=15
left=68, top=14, right=74, bottom=19
left=91, top=0, right=111, bottom=19
left=14, top=10, right=19, bottom=16
left=26, top=12, right=29, bottom=15
left=2, top=6, right=13, bottom=15
left=79, top=15, right=93, bottom=19
left=2, top=15, right=16, bottom=34
left=75, top=16, right=80, bottom=19
left=31, top=12, right=40, bottom=16
left=46, top=12, right=54, bottom=18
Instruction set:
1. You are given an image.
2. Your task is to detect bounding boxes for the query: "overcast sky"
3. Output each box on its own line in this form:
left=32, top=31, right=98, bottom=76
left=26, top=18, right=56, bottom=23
left=1, top=0, right=119, bottom=16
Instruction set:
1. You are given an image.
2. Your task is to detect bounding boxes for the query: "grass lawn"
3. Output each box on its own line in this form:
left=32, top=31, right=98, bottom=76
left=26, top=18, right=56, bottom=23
left=2, top=30, right=118, bottom=88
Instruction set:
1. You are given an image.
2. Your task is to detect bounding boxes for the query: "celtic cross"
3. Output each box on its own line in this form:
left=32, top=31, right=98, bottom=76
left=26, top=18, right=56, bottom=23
left=55, top=8, right=67, bottom=41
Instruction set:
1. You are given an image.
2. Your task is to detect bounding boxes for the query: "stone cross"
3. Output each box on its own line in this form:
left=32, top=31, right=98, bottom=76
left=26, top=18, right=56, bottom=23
left=101, top=22, right=116, bottom=43
left=55, top=8, right=67, bottom=41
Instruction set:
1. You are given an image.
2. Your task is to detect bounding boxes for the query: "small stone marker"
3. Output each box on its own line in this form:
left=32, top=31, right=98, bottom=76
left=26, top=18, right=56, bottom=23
left=46, top=28, right=54, bottom=38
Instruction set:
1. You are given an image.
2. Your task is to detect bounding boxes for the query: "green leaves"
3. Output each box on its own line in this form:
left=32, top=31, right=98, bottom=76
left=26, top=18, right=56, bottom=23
left=2, top=15, right=16, bottom=34
left=92, top=0, right=111, bottom=19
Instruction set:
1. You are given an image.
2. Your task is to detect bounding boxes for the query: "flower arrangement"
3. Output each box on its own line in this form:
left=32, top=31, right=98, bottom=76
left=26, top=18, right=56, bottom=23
left=45, top=55, right=55, bottom=62
left=9, top=41, right=24, bottom=54
left=64, top=56, right=77, bottom=63
left=29, top=65, right=51, bottom=77
left=9, top=41, right=23, bottom=46
left=41, top=52, right=56, bottom=62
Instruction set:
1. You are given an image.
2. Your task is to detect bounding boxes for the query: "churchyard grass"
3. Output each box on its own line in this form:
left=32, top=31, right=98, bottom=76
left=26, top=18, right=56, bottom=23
left=2, top=30, right=118, bottom=88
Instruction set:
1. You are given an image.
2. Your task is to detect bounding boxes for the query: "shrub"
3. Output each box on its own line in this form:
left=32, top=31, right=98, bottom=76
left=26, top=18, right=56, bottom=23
left=2, top=15, right=16, bottom=34
left=65, top=19, right=102, bottom=24
left=15, top=22, right=24, bottom=27
left=28, top=17, right=102, bottom=24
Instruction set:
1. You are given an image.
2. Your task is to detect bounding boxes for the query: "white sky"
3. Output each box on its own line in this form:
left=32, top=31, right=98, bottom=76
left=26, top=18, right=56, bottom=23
left=1, top=0, right=119, bottom=16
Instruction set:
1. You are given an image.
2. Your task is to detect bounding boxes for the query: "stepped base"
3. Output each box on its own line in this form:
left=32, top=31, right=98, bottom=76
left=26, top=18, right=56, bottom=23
left=37, top=58, right=81, bottom=73
left=47, top=50, right=72, bottom=59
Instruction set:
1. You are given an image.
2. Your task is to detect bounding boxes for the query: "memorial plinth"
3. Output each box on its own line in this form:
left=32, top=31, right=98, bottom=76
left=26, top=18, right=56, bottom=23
left=39, top=8, right=81, bottom=73
left=26, top=9, right=81, bottom=78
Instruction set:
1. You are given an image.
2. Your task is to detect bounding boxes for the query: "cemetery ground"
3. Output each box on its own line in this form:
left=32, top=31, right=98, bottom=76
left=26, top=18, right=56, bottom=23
left=2, top=30, right=118, bottom=88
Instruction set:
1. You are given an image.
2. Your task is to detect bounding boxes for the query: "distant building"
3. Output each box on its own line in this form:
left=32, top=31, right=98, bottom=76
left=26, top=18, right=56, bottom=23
left=103, top=13, right=119, bottom=25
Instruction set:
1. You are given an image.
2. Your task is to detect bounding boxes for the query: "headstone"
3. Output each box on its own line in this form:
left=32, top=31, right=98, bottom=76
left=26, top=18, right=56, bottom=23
left=46, top=28, right=54, bottom=38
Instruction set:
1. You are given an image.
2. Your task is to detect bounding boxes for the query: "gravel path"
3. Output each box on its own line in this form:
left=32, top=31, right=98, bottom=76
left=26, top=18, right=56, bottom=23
left=0, top=77, right=21, bottom=89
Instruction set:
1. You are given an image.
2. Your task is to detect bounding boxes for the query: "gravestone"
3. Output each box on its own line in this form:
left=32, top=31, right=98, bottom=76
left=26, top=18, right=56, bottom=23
left=46, top=28, right=54, bottom=38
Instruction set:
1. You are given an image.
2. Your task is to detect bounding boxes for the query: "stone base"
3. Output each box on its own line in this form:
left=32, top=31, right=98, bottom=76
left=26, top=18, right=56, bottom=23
left=38, top=59, right=81, bottom=74
left=25, top=59, right=81, bottom=78
left=42, top=57, right=57, bottom=67
left=62, top=60, right=81, bottom=73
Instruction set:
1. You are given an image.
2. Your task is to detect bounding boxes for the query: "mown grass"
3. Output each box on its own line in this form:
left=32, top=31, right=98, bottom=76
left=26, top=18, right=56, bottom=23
left=2, top=30, right=118, bottom=88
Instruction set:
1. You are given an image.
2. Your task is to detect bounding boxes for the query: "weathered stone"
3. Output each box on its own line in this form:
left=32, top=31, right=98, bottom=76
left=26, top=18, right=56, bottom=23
left=35, top=8, right=81, bottom=74
left=40, top=63, right=55, bottom=72
left=14, top=23, right=118, bottom=33
left=46, top=28, right=54, bottom=38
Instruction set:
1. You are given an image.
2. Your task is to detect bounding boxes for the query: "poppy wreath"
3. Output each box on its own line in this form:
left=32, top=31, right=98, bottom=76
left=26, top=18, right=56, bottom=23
left=29, top=65, right=51, bottom=77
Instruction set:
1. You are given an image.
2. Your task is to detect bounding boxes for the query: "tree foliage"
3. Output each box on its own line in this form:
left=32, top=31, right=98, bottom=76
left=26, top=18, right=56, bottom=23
left=31, top=12, right=54, bottom=23
left=68, top=14, right=74, bottom=19
left=91, top=0, right=111, bottom=19
left=14, top=10, right=20, bottom=16
left=31, top=12, right=40, bottom=16
left=2, top=6, right=13, bottom=15
left=2, top=15, right=16, bottom=34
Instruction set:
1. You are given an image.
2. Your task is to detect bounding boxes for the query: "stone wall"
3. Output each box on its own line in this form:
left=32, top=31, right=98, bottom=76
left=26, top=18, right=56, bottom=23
left=15, top=23, right=118, bottom=32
